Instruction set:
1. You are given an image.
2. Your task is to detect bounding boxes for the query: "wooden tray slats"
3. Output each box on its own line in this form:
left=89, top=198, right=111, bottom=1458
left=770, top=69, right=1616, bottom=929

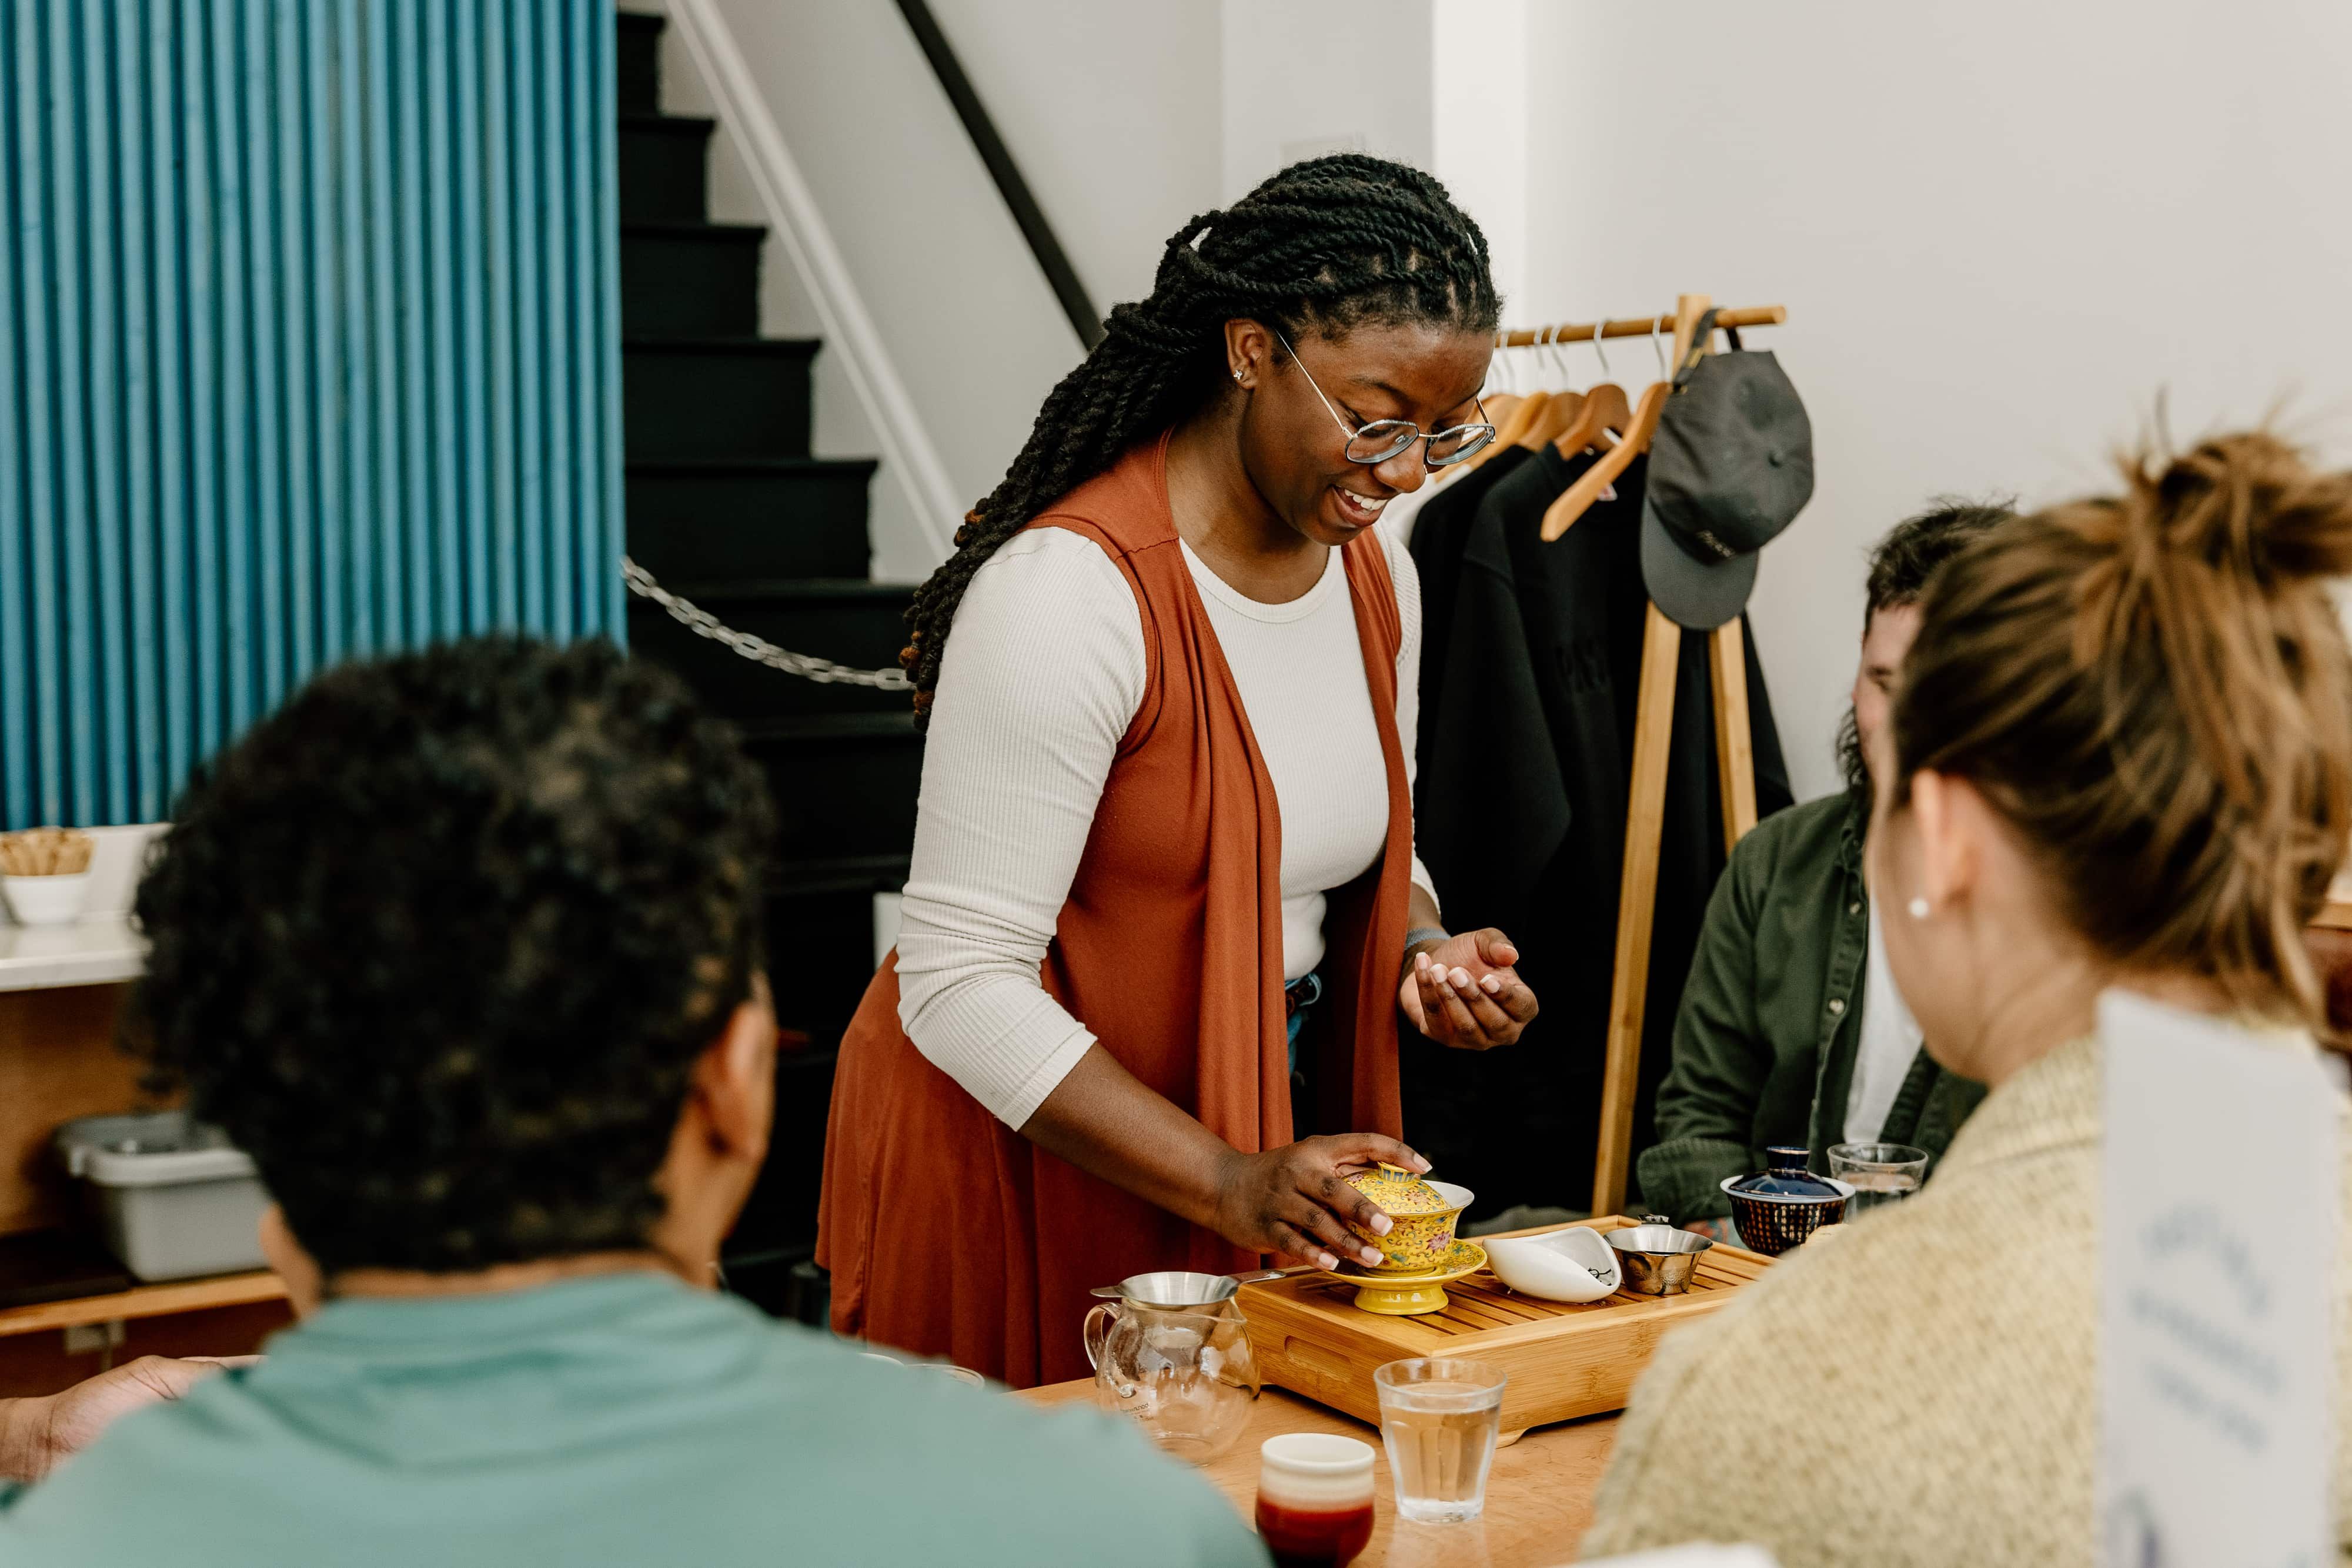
left=1238, top=1216, right=1772, bottom=1430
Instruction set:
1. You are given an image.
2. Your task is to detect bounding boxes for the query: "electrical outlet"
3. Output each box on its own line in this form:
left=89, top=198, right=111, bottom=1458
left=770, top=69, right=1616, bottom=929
left=63, top=1320, right=125, bottom=1356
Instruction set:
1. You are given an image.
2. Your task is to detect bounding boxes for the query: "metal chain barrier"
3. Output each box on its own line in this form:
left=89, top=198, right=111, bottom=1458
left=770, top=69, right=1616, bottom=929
left=621, top=556, right=913, bottom=690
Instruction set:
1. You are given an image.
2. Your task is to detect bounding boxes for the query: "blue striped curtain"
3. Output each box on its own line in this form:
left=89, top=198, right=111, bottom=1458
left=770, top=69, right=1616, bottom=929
left=0, top=0, right=622, bottom=830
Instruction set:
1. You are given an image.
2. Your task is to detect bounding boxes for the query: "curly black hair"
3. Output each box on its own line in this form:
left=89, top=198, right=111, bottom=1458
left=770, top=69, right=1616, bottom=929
left=131, top=637, right=774, bottom=1276
left=900, top=153, right=1501, bottom=724
left=1865, top=496, right=2018, bottom=619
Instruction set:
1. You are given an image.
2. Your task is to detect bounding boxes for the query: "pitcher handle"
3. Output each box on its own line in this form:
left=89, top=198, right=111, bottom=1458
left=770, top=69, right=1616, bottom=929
left=1220, top=1318, right=1261, bottom=1402
left=1081, top=1302, right=1117, bottom=1372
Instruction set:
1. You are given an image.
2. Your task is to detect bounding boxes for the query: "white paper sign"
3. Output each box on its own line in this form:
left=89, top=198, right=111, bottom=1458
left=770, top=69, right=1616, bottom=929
left=2100, top=990, right=2339, bottom=1567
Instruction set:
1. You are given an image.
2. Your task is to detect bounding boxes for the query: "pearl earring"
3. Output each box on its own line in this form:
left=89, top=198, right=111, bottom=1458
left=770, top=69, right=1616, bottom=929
left=1907, top=897, right=1930, bottom=920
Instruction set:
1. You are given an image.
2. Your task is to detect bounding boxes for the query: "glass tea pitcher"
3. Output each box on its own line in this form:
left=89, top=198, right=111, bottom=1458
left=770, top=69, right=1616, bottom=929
left=1083, top=1298, right=1261, bottom=1464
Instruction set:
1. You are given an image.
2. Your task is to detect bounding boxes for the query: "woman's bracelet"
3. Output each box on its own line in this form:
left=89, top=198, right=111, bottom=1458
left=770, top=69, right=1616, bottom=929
left=1404, top=926, right=1449, bottom=955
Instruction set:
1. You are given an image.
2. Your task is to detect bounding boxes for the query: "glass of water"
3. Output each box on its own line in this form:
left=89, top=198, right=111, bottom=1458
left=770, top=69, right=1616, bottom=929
left=1372, top=1357, right=1506, bottom=1524
left=1828, top=1142, right=1928, bottom=1215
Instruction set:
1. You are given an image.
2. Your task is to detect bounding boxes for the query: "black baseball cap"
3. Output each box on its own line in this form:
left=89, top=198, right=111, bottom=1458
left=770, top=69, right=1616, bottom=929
left=1638, top=334, right=1815, bottom=630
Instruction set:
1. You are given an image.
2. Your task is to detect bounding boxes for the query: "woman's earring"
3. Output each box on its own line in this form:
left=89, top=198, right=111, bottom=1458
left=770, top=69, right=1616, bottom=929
left=1907, top=897, right=1930, bottom=921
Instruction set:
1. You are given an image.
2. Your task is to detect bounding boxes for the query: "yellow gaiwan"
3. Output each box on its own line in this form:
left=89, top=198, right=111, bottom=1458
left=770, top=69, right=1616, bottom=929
left=1345, top=1164, right=1474, bottom=1274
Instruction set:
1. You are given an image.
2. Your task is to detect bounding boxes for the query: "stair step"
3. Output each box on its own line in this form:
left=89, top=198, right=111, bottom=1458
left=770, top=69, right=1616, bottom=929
left=759, top=885, right=881, bottom=1034
left=773, top=851, right=910, bottom=898
left=717, top=1246, right=830, bottom=1326
left=616, top=12, right=664, bottom=116
left=612, top=18, right=894, bottom=1282
left=732, top=862, right=911, bottom=1253
left=737, top=714, right=923, bottom=866
left=726, top=1047, right=840, bottom=1261
left=622, top=223, right=762, bottom=338
left=618, top=113, right=711, bottom=223
left=761, top=855, right=903, bottom=1038
left=632, top=579, right=913, bottom=718
left=623, top=338, right=816, bottom=462
left=738, top=711, right=921, bottom=741
left=626, top=459, right=875, bottom=580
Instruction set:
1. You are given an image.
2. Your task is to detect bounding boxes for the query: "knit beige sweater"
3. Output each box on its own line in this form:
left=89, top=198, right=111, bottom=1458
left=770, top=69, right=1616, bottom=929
left=1583, top=1031, right=2352, bottom=1564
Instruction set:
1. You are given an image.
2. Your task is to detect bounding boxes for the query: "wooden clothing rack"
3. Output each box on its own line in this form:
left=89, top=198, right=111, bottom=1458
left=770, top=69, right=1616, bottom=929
left=1494, top=302, right=1787, bottom=350
left=1495, top=293, right=1789, bottom=1215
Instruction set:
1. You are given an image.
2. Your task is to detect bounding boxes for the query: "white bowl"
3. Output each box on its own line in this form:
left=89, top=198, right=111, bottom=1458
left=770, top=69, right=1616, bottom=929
left=1484, top=1226, right=1622, bottom=1302
left=1, top=872, right=92, bottom=927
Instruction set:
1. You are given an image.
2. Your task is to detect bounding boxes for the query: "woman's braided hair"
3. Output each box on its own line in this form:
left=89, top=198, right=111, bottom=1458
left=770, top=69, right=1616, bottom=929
left=901, top=154, right=1501, bottom=724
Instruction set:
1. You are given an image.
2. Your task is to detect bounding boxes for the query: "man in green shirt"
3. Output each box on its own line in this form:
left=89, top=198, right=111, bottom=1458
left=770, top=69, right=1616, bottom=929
left=1641, top=503, right=2010, bottom=1235
left=0, top=639, right=1264, bottom=1568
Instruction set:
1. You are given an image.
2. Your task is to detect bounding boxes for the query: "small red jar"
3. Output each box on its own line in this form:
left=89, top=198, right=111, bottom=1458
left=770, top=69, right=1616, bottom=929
left=1255, top=1432, right=1376, bottom=1567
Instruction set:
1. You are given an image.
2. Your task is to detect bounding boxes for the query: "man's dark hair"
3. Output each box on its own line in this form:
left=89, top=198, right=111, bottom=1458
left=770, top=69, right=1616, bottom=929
left=1865, top=497, right=2017, bottom=620
left=1839, top=498, right=2017, bottom=795
left=132, top=637, right=774, bottom=1276
left=899, top=153, right=1501, bottom=726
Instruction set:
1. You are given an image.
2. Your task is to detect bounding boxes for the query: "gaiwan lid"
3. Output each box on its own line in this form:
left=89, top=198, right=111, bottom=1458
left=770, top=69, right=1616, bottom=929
left=1726, top=1146, right=1844, bottom=1202
left=1345, top=1163, right=1448, bottom=1215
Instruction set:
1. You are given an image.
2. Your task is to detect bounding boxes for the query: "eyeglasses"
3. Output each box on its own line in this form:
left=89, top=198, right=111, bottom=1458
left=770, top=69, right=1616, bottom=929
left=1272, top=328, right=1496, bottom=469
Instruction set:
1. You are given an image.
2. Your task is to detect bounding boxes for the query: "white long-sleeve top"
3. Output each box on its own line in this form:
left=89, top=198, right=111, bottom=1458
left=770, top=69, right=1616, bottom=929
left=895, top=523, right=1439, bottom=1128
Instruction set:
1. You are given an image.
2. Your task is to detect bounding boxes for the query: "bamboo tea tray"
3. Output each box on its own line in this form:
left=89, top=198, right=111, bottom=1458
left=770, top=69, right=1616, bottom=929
left=1237, top=1216, right=1772, bottom=1432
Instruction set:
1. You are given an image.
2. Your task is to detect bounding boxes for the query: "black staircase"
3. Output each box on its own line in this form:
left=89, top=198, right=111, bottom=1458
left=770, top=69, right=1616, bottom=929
left=616, top=10, right=920, bottom=1323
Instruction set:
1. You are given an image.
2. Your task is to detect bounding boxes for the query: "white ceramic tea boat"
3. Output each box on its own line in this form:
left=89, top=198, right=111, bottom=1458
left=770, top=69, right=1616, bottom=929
left=1483, top=1226, right=1621, bottom=1303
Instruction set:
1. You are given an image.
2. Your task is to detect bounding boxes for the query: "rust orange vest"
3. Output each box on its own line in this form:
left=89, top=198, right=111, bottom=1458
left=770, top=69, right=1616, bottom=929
left=816, top=436, right=1412, bottom=1387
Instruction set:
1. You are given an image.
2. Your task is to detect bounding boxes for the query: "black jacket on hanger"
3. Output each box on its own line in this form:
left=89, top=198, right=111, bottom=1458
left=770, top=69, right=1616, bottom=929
left=1407, top=445, right=1532, bottom=784
left=1406, top=443, right=1793, bottom=1219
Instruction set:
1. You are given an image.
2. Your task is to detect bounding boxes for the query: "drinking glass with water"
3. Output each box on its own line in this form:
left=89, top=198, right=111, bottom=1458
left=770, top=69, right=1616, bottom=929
left=1827, top=1142, right=1929, bottom=1215
left=1372, top=1357, right=1506, bottom=1524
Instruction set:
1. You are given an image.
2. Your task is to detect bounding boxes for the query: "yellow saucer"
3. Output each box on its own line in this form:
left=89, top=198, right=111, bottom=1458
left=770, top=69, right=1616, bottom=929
left=1323, top=1239, right=1488, bottom=1316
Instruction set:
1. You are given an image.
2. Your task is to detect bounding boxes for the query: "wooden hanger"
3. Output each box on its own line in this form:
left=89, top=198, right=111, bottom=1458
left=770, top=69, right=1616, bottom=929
left=1523, top=388, right=1585, bottom=449
left=1471, top=389, right=1549, bottom=469
left=1541, top=379, right=1631, bottom=510
left=1456, top=328, right=1559, bottom=472
left=1550, top=378, right=1631, bottom=462
left=1538, top=377, right=1667, bottom=541
left=1539, top=324, right=1629, bottom=495
left=1537, top=317, right=1679, bottom=539
left=1422, top=390, right=1519, bottom=491
left=1557, top=324, right=1625, bottom=456
left=1478, top=303, right=1786, bottom=530
left=1515, top=327, right=1583, bottom=449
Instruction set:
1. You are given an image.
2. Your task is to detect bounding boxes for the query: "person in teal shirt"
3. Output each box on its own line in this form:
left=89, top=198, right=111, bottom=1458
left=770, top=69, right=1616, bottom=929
left=0, top=637, right=1264, bottom=1568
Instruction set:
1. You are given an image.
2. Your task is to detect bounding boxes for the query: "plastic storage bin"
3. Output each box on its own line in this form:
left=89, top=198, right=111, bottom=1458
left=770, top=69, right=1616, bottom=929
left=55, top=1112, right=268, bottom=1282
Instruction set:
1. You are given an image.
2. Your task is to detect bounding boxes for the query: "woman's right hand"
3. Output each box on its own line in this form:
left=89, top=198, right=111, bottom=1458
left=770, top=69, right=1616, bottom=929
left=1212, top=1134, right=1431, bottom=1272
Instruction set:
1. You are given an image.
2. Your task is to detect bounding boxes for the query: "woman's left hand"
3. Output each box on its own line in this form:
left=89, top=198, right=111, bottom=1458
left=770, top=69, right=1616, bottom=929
left=1398, top=929, right=1538, bottom=1051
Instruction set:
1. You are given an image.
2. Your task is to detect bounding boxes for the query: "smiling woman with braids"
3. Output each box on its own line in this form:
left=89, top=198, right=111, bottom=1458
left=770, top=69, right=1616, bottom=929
left=818, top=156, right=1539, bottom=1384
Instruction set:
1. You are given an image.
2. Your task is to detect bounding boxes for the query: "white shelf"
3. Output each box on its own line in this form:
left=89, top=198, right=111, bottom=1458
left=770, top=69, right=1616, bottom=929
left=0, top=915, right=145, bottom=993
left=0, top=824, right=163, bottom=993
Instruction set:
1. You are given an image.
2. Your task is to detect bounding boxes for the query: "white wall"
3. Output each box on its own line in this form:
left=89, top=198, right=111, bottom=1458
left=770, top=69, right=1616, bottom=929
left=1220, top=1, right=1433, bottom=201
left=1431, top=0, right=1527, bottom=310
left=1515, top=0, right=2352, bottom=800
left=930, top=0, right=1222, bottom=310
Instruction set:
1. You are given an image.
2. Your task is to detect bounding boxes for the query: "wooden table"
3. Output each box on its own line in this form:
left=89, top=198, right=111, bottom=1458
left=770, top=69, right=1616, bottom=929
left=1024, top=1379, right=1618, bottom=1567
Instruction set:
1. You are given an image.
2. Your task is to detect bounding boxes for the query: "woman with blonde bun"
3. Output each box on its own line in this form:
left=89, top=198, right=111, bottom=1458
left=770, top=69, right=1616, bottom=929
left=1586, top=432, right=2352, bottom=1564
